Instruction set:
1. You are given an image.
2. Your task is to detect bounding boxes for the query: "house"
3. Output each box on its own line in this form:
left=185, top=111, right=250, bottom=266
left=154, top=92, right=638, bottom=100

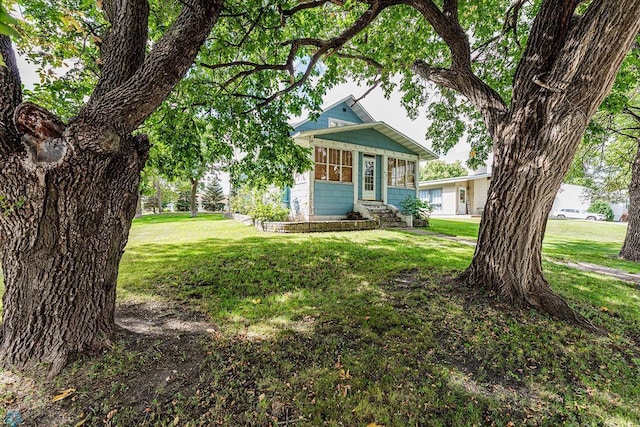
left=419, top=165, right=594, bottom=217
left=286, top=95, right=437, bottom=226
left=418, top=167, right=490, bottom=216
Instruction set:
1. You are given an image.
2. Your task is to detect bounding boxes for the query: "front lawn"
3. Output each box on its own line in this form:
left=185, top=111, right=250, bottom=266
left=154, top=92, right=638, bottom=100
left=1, top=213, right=640, bottom=426
left=429, top=217, right=640, bottom=274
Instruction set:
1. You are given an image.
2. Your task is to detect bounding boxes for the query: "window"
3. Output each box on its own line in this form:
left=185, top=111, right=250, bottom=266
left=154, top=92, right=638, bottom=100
left=387, top=158, right=416, bottom=188
left=314, top=147, right=353, bottom=183
left=328, top=118, right=355, bottom=128
left=419, top=188, right=443, bottom=211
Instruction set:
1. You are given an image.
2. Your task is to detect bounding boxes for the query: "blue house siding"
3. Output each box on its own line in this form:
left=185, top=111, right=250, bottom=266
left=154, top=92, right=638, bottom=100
left=322, top=129, right=414, bottom=154
left=387, top=187, right=416, bottom=208
left=295, top=102, right=364, bottom=131
left=314, top=181, right=354, bottom=216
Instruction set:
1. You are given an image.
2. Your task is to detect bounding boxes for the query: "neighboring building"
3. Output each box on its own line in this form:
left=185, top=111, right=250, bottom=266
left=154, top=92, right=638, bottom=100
left=549, top=183, right=590, bottom=213
left=418, top=167, right=489, bottom=216
left=287, top=95, right=437, bottom=223
left=419, top=168, right=592, bottom=217
left=610, top=202, right=629, bottom=222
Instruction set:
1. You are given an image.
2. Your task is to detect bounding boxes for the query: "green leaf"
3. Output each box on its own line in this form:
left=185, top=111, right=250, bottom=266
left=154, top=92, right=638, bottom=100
left=0, top=4, right=20, bottom=38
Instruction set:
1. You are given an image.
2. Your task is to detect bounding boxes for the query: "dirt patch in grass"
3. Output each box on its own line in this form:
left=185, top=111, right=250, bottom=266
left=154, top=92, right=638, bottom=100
left=1, top=301, right=222, bottom=426
left=2, top=270, right=640, bottom=426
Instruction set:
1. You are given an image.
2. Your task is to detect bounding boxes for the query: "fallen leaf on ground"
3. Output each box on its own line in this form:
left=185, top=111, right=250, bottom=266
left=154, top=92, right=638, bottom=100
left=52, top=388, right=76, bottom=402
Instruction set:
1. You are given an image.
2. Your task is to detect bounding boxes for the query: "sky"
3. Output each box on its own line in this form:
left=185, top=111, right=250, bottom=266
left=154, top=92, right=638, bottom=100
left=15, top=54, right=472, bottom=194
left=320, top=82, right=472, bottom=164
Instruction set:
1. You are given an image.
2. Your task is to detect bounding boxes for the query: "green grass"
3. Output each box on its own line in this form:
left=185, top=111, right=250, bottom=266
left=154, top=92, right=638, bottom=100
left=429, top=217, right=640, bottom=274
left=2, top=213, right=640, bottom=426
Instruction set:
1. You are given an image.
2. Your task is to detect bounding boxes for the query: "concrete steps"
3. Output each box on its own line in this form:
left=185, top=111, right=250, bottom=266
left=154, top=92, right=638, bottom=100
left=358, top=200, right=407, bottom=228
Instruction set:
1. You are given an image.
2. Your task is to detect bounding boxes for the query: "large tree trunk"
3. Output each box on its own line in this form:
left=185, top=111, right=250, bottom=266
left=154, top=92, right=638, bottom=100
left=412, top=0, right=640, bottom=331
left=190, top=177, right=199, bottom=218
left=135, top=189, right=143, bottom=218
left=0, top=0, right=222, bottom=375
left=0, top=125, right=149, bottom=375
left=620, top=140, right=640, bottom=260
left=462, top=111, right=604, bottom=332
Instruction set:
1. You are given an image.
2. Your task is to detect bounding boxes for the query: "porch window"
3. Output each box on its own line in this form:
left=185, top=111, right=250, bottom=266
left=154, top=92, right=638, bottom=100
left=419, top=188, right=442, bottom=211
left=387, top=158, right=416, bottom=188
left=314, top=147, right=353, bottom=183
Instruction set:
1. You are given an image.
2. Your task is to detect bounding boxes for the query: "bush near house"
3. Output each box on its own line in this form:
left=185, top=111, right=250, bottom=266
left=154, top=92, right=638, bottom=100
left=249, top=200, right=290, bottom=222
left=230, top=186, right=290, bottom=222
left=588, top=199, right=614, bottom=221
left=400, top=195, right=432, bottom=220
left=229, top=187, right=257, bottom=215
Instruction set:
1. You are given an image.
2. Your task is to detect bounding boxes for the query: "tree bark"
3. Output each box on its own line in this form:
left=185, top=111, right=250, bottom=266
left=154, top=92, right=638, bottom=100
left=190, top=177, right=199, bottom=218
left=0, top=1, right=223, bottom=375
left=135, top=189, right=143, bottom=218
left=0, top=123, right=149, bottom=375
left=411, top=0, right=640, bottom=331
left=620, top=140, right=640, bottom=260
left=462, top=111, right=604, bottom=332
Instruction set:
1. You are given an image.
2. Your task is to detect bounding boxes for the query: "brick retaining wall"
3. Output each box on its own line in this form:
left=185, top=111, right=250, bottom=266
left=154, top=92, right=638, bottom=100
left=259, top=220, right=378, bottom=233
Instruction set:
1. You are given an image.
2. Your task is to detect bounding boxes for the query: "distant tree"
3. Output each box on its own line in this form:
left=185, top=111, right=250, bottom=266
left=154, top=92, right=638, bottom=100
left=420, top=160, right=467, bottom=181
left=202, top=179, right=225, bottom=211
left=587, top=200, right=614, bottom=222
left=568, top=45, right=640, bottom=259
left=175, top=192, right=191, bottom=212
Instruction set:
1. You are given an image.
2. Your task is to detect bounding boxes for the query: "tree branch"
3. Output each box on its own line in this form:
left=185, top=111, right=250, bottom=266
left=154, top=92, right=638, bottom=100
left=203, top=2, right=391, bottom=112
left=335, top=51, right=384, bottom=72
left=403, top=0, right=508, bottom=136
left=623, top=106, right=640, bottom=123
left=281, top=1, right=329, bottom=17
left=407, top=0, right=470, bottom=69
left=252, top=2, right=390, bottom=109
left=72, top=0, right=223, bottom=150
left=88, top=0, right=150, bottom=103
left=0, top=35, right=23, bottom=155
left=412, top=60, right=508, bottom=138
left=547, top=0, right=640, bottom=117
left=352, top=78, right=382, bottom=104
left=511, top=0, right=582, bottom=105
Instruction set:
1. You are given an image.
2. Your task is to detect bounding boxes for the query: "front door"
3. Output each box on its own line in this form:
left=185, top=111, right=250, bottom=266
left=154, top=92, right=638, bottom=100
left=362, top=155, right=376, bottom=200
left=458, top=187, right=467, bottom=215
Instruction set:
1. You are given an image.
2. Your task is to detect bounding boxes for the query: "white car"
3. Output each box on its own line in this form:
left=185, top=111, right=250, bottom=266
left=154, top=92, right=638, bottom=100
left=552, top=208, right=606, bottom=221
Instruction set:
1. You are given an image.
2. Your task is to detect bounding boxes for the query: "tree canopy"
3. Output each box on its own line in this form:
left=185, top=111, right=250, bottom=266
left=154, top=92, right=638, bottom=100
left=2, top=0, right=640, bottom=375
left=420, top=160, right=468, bottom=181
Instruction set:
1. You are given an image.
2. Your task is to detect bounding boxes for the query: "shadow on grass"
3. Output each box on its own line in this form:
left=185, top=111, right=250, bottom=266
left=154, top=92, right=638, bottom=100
left=544, top=239, right=640, bottom=274
left=11, top=268, right=640, bottom=426
left=545, top=262, right=640, bottom=336
left=4, top=215, right=640, bottom=426
left=119, top=234, right=471, bottom=333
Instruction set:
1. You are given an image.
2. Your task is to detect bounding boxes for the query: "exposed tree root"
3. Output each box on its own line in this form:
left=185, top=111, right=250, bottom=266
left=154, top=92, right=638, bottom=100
left=47, top=351, right=70, bottom=379
left=460, top=269, right=608, bottom=336
left=619, top=248, right=640, bottom=262
left=524, top=283, right=608, bottom=336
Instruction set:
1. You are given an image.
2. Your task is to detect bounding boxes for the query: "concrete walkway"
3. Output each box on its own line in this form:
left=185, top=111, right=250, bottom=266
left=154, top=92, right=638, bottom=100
left=403, top=228, right=640, bottom=285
